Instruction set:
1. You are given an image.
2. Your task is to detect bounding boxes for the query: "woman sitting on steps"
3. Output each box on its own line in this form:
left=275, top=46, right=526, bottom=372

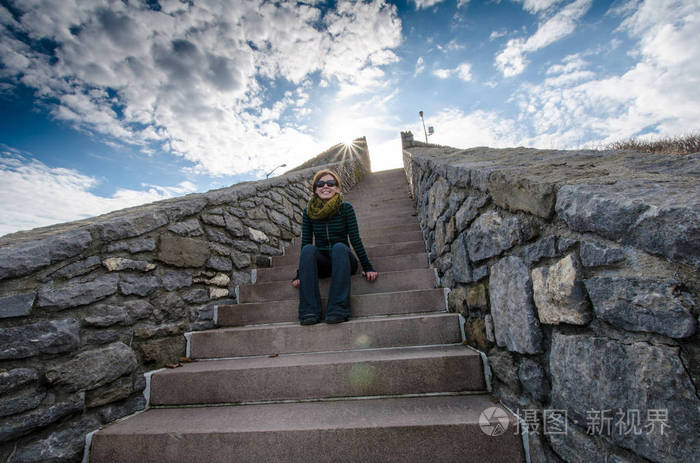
left=291, top=169, right=378, bottom=325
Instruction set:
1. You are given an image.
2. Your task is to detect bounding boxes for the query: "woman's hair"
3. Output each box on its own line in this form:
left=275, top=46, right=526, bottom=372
left=311, top=169, right=342, bottom=194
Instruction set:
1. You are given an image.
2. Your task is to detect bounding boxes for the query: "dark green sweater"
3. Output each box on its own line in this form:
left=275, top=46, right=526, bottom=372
left=301, top=202, right=374, bottom=272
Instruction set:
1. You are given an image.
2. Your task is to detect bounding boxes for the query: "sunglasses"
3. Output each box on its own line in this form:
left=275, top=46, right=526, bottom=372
left=315, top=179, right=338, bottom=188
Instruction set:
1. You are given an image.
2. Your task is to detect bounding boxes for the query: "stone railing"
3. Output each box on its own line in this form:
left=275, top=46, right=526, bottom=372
left=0, top=140, right=370, bottom=462
left=401, top=131, right=699, bottom=463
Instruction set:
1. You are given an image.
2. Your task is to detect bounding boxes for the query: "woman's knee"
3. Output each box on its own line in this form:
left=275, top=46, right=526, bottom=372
left=301, top=244, right=317, bottom=257
left=330, top=242, right=349, bottom=254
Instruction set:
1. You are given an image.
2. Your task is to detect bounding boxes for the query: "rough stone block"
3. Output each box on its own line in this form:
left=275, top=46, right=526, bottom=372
left=133, top=322, right=185, bottom=339
left=426, top=177, right=450, bottom=229
left=8, top=416, right=101, bottom=463
left=489, top=256, right=542, bottom=354
left=102, top=257, right=155, bottom=272
left=46, top=342, right=137, bottom=392
left=532, top=254, right=592, bottom=325
left=555, top=183, right=700, bottom=268
left=158, top=197, right=207, bottom=222
left=487, top=347, right=520, bottom=390
left=97, top=210, right=169, bottom=241
left=455, top=191, right=489, bottom=232
left=0, top=368, right=38, bottom=395
left=82, top=329, right=120, bottom=346
left=0, top=292, right=35, bottom=318
left=466, top=283, right=488, bottom=312
left=447, top=286, right=467, bottom=316
left=182, top=288, right=209, bottom=304
left=585, top=277, right=696, bottom=338
left=580, top=241, right=625, bottom=267
left=167, top=219, right=204, bottom=237
left=83, top=305, right=129, bottom=327
left=449, top=234, right=472, bottom=283
left=201, top=212, right=226, bottom=227
left=97, top=395, right=146, bottom=424
left=248, top=227, right=269, bottom=243
left=464, top=317, right=491, bottom=351
left=161, top=269, right=193, bottom=291
left=157, top=234, right=210, bottom=267
left=206, top=255, right=233, bottom=272
left=44, top=256, right=101, bottom=281
left=466, top=210, right=537, bottom=262
left=550, top=332, right=700, bottom=463
left=231, top=250, right=251, bottom=269
left=85, top=376, right=133, bottom=408
left=0, top=318, right=80, bottom=360
left=0, top=229, right=92, bottom=281
left=0, top=385, right=46, bottom=417
left=520, top=236, right=557, bottom=266
left=37, top=274, right=119, bottom=310
left=0, top=392, right=84, bottom=442
left=268, top=209, right=291, bottom=231
left=209, top=287, right=229, bottom=299
left=488, top=171, right=556, bottom=218
left=119, top=273, right=159, bottom=296
left=104, top=237, right=157, bottom=253
left=138, top=336, right=186, bottom=366
left=205, top=273, right=230, bottom=287
left=518, top=358, right=549, bottom=403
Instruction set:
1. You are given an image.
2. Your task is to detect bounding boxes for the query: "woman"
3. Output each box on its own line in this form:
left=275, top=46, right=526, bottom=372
left=291, top=169, right=378, bottom=325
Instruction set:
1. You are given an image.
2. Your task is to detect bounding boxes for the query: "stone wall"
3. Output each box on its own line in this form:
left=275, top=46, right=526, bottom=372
left=402, top=131, right=699, bottom=463
left=0, top=144, right=370, bottom=462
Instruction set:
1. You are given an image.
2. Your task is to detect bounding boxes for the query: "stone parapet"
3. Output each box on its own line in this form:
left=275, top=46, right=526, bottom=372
left=0, top=140, right=370, bottom=462
left=403, top=132, right=699, bottom=463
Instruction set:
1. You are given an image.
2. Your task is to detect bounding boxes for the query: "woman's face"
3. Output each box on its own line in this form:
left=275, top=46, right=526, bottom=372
left=315, top=174, right=339, bottom=201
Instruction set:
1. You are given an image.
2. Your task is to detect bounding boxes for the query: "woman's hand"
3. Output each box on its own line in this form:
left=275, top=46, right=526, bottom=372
left=362, top=271, right=378, bottom=282
left=291, top=279, right=300, bottom=288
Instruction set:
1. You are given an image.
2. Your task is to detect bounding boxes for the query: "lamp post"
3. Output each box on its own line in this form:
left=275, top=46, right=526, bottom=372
left=265, top=163, right=287, bottom=179
left=419, top=110, right=428, bottom=143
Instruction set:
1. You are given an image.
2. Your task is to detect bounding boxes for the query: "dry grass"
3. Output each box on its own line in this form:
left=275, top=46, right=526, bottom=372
left=605, top=133, right=700, bottom=155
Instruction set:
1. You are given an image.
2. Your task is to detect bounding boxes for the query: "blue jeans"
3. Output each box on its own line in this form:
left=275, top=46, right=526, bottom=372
left=298, top=243, right=358, bottom=321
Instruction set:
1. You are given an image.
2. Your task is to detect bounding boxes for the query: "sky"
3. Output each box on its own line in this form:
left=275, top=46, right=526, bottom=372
left=1, top=0, right=698, bottom=236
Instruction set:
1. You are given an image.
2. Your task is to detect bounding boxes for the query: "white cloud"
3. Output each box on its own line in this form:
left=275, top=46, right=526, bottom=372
left=416, top=108, right=522, bottom=148
left=519, top=0, right=563, bottom=14
left=413, top=0, right=447, bottom=9
left=495, top=0, right=593, bottom=76
left=414, top=56, right=426, bottom=76
left=0, top=148, right=198, bottom=237
left=513, top=0, right=700, bottom=145
left=432, top=62, right=473, bottom=81
left=457, top=0, right=471, bottom=8
left=433, top=68, right=452, bottom=79
left=0, top=0, right=402, bottom=177
left=412, top=1, right=700, bottom=152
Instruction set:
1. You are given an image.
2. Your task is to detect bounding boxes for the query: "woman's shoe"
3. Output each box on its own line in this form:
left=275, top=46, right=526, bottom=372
left=300, top=315, right=320, bottom=325
left=325, top=314, right=348, bottom=324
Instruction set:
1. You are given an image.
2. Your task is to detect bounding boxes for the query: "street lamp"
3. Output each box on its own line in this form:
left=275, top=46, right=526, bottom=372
left=419, top=110, right=433, bottom=143
left=265, top=164, right=287, bottom=179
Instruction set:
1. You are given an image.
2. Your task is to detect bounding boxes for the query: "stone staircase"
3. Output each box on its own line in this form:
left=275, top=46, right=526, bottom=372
left=89, top=168, right=525, bottom=462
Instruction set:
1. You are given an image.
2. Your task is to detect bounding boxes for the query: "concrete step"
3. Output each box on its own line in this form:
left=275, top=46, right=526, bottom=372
left=347, top=197, right=415, bottom=209
left=238, top=268, right=436, bottom=303
left=356, top=214, right=419, bottom=229
left=354, top=203, right=416, bottom=217
left=218, top=288, right=446, bottom=326
left=189, top=312, right=461, bottom=359
left=150, top=344, right=486, bottom=406
left=90, top=395, right=525, bottom=463
left=274, top=240, right=426, bottom=266
left=256, top=252, right=428, bottom=283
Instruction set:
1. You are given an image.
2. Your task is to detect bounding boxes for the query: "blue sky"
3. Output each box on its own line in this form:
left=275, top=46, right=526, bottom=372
left=1, top=0, right=698, bottom=236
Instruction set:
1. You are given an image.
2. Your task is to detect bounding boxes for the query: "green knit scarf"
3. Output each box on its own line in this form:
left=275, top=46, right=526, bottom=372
left=307, top=193, right=344, bottom=220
